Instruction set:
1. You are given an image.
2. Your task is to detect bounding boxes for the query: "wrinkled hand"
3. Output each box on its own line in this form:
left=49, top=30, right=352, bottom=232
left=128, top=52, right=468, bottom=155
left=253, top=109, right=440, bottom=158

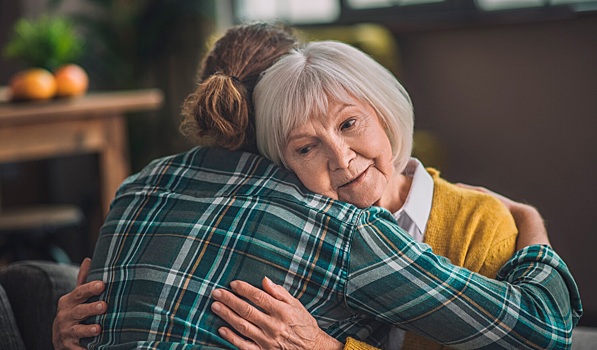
left=456, top=183, right=550, bottom=250
left=52, top=258, right=106, bottom=350
left=211, top=277, right=343, bottom=350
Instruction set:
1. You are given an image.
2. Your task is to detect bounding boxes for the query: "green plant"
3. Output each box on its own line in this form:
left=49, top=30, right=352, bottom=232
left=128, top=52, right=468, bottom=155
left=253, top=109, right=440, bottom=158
left=2, top=15, right=84, bottom=71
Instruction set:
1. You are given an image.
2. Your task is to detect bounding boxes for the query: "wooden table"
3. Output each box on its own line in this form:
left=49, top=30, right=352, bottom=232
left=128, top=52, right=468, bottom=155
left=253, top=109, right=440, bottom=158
left=0, top=88, right=164, bottom=217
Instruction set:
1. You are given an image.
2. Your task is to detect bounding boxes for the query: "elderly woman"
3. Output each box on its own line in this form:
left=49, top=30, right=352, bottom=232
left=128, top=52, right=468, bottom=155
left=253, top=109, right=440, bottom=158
left=257, top=40, right=516, bottom=276
left=214, top=40, right=519, bottom=349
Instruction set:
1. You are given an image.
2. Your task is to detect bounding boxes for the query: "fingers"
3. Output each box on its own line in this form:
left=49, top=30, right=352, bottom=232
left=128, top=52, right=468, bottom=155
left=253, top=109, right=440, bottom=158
left=71, top=301, right=107, bottom=321
left=455, top=184, right=550, bottom=249
left=229, top=280, right=281, bottom=314
left=212, top=279, right=327, bottom=350
left=53, top=323, right=99, bottom=350
left=65, top=281, right=105, bottom=306
left=261, top=276, right=289, bottom=302
left=211, top=291, right=265, bottom=341
left=212, top=287, right=269, bottom=324
left=455, top=183, right=489, bottom=193
left=218, top=327, right=259, bottom=350
left=77, top=258, right=92, bottom=286
left=52, top=300, right=105, bottom=350
left=53, top=278, right=105, bottom=350
left=456, top=183, right=517, bottom=210
left=70, top=323, right=102, bottom=339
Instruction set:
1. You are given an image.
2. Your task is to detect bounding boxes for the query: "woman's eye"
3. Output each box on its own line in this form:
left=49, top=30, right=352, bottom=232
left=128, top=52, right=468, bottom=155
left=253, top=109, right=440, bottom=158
left=298, top=145, right=313, bottom=155
left=340, top=119, right=356, bottom=130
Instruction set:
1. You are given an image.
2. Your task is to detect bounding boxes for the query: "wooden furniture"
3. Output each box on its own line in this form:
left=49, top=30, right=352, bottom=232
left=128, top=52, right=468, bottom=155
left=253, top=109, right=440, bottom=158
left=0, top=88, right=164, bottom=217
left=0, top=205, right=83, bottom=263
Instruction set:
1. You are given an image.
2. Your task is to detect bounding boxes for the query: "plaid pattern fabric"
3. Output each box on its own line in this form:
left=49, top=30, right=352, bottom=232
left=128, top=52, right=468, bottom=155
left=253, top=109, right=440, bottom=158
left=86, top=147, right=581, bottom=349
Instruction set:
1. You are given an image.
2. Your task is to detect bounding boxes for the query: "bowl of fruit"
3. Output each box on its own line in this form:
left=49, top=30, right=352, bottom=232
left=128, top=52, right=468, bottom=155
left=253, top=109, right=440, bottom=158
left=3, top=15, right=89, bottom=101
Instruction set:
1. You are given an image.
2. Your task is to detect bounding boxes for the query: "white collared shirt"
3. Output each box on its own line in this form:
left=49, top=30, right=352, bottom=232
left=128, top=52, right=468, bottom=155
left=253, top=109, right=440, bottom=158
left=387, top=158, right=434, bottom=350
left=392, top=158, right=434, bottom=243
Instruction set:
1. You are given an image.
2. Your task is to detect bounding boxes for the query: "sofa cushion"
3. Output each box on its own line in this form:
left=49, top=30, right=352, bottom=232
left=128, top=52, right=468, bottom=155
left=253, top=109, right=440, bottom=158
left=0, top=261, right=78, bottom=350
left=0, top=283, right=26, bottom=350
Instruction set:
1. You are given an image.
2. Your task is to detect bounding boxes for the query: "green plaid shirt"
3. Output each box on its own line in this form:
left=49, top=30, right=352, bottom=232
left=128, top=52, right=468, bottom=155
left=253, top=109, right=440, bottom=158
left=86, top=146, right=581, bottom=349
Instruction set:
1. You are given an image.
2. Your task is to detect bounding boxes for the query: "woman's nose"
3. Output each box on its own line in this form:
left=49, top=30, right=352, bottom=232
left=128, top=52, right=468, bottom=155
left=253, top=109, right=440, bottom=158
left=327, top=142, right=354, bottom=170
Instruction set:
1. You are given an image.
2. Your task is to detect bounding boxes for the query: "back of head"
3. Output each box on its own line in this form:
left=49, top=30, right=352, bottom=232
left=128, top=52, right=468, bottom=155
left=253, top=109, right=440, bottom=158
left=181, top=23, right=298, bottom=153
left=254, top=40, right=414, bottom=172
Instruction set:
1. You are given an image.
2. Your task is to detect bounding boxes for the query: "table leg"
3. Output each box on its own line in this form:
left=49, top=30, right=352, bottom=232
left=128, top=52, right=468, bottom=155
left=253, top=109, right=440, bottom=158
left=98, top=114, right=130, bottom=218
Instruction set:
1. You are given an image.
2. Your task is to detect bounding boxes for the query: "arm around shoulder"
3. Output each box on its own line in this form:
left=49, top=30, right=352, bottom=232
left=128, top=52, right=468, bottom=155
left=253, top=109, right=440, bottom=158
left=348, top=206, right=581, bottom=349
left=497, top=245, right=583, bottom=334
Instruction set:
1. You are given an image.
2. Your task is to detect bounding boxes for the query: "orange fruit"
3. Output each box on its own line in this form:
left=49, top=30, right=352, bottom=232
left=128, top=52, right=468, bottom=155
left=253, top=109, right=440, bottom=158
left=9, top=68, right=57, bottom=101
left=54, top=64, right=89, bottom=97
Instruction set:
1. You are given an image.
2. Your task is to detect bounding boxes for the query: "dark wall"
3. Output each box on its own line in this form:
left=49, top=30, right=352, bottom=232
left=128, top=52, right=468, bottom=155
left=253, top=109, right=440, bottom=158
left=0, top=0, right=22, bottom=83
left=395, top=15, right=597, bottom=325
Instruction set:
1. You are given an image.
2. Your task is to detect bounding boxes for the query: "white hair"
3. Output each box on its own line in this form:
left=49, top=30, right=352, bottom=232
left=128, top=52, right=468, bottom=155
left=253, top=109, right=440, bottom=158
left=254, top=40, right=414, bottom=172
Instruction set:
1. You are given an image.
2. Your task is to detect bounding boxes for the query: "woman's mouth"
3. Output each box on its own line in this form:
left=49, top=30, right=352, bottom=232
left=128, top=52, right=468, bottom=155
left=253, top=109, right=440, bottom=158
left=339, top=167, right=370, bottom=188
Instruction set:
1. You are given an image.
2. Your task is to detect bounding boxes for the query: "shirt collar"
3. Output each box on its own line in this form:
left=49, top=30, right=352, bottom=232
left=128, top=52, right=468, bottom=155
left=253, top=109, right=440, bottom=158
left=395, top=158, right=434, bottom=235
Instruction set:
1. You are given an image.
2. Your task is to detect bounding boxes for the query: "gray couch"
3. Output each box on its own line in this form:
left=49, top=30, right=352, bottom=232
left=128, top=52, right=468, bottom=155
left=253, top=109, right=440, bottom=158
left=0, top=261, right=78, bottom=350
left=0, top=260, right=596, bottom=350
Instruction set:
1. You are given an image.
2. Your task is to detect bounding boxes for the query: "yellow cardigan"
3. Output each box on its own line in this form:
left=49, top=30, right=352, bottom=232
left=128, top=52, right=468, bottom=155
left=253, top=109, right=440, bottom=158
left=345, top=168, right=518, bottom=350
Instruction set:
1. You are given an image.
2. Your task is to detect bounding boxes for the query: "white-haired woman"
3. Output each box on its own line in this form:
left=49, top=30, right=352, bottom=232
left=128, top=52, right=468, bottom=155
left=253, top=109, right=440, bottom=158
left=214, top=40, right=520, bottom=350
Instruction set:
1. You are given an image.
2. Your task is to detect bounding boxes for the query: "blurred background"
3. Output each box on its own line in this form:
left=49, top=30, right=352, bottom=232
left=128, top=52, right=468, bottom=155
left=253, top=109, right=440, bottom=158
left=0, top=0, right=595, bottom=327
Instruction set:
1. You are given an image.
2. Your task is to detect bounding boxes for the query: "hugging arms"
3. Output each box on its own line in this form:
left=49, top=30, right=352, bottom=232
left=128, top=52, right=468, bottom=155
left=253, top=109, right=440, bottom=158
left=53, top=24, right=581, bottom=349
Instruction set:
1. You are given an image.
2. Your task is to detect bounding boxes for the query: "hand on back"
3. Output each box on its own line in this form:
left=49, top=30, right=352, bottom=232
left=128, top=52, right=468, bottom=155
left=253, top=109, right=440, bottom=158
left=456, top=183, right=550, bottom=250
left=52, top=258, right=106, bottom=350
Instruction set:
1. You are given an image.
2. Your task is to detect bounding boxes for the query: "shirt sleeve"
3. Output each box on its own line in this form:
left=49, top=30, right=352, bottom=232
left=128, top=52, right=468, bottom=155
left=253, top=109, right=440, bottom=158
left=346, top=207, right=582, bottom=349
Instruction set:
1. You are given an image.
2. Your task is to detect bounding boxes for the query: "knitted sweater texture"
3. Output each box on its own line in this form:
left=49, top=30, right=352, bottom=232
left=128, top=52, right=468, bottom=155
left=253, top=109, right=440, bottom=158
left=346, top=168, right=518, bottom=350
left=402, top=168, right=518, bottom=349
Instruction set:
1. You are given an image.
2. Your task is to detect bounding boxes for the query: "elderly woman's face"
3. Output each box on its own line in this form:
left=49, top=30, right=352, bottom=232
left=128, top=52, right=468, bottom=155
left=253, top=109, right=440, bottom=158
left=282, top=97, right=395, bottom=208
